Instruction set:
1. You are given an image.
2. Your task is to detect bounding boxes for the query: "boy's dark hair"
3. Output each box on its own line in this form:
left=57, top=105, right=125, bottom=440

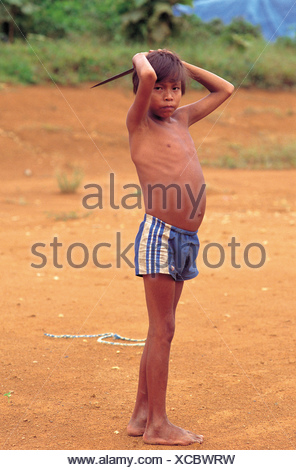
left=132, top=50, right=187, bottom=95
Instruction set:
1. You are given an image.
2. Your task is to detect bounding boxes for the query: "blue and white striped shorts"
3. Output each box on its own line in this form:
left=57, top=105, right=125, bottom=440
left=134, top=214, right=199, bottom=281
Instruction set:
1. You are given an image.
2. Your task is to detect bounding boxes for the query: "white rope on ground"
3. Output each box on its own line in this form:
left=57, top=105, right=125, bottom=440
left=44, top=332, right=146, bottom=346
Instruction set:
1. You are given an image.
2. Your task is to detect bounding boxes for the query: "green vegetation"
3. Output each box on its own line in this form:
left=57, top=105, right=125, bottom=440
left=56, top=167, right=84, bottom=193
left=46, top=211, right=90, bottom=221
left=1, top=33, right=295, bottom=89
left=3, top=391, right=12, bottom=403
left=201, top=143, right=296, bottom=170
left=119, top=0, right=193, bottom=43
left=0, top=0, right=296, bottom=88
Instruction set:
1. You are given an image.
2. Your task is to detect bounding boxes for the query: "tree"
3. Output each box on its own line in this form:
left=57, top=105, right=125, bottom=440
left=0, top=0, right=37, bottom=43
left=120, top=0, right=193, bottom=43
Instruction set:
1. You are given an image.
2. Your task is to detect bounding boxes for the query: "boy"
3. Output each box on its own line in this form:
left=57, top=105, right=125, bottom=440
left=126, top=50, right=234, bottom=446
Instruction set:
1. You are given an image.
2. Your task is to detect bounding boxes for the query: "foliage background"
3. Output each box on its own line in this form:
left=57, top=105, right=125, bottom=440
left=0, top=0, right=296, bottom=88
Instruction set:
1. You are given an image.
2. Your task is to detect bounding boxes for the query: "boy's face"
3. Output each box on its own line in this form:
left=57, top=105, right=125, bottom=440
left=149, top=80, right=182, bottom=120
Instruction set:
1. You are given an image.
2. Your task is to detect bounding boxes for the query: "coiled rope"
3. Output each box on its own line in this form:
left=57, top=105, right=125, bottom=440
left=44, top=332, right=146, bottom=347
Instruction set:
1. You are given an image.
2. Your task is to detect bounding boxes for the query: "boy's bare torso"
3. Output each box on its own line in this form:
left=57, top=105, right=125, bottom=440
left=129, top=111, right=206, bottom=232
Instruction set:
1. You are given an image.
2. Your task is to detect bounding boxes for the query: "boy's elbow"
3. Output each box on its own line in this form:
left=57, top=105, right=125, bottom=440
left=225, top=83, right=235, bottom=97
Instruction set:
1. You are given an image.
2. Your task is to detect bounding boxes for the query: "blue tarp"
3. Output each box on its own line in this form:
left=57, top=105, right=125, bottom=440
left=174, top=0, right=296, bottom=40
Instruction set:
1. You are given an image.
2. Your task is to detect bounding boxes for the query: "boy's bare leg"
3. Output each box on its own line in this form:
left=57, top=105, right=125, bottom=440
left=127, top=274, right=184, bottom=437
left=127, top=274, right=183, bottom=436
left=127, top=339, right=149, bottom=436
left=129, top=274, right=203, bottom=445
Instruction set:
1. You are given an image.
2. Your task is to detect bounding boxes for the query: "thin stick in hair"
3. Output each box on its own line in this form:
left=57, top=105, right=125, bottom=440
left=91, top=68, right=134, bottom=88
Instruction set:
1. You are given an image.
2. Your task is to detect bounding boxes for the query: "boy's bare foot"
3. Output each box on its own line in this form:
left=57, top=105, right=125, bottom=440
left=127, top=417, right=147, bottom=437
left=143, top=420, right=203, bottom=446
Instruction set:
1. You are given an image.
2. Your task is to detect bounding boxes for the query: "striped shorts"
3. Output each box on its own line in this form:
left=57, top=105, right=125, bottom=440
left=134, top=214, right=199, bottom=281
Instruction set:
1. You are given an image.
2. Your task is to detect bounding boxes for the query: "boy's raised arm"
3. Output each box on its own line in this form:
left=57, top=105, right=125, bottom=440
left=181, top=61, right=234, bottom=126
left=126, top=53, right=157, bottom=131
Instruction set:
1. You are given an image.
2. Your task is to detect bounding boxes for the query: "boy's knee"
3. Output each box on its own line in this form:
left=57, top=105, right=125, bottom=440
left=164, top=317, right=175, bottom=343
left=150, top=316, right=175, bottom=343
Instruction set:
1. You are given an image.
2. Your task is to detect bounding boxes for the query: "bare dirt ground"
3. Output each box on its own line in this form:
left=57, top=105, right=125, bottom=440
left=0, top=84, right=295, bottom=451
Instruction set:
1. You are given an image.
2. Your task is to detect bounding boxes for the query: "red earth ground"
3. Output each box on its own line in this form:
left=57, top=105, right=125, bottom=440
left=0, top=84, right=295, bottom=451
